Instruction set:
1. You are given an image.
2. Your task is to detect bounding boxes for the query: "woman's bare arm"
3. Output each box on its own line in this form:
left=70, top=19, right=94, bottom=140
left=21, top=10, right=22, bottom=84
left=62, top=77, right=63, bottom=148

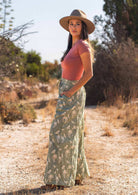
left=61, top=51, right=93, bottom=97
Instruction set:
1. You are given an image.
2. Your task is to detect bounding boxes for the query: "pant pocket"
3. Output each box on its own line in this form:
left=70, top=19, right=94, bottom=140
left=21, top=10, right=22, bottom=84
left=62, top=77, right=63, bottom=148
left=59, top=94, right=70, bottom=99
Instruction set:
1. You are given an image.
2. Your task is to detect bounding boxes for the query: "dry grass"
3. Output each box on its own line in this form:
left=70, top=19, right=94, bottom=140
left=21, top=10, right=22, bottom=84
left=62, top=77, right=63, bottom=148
left=44, top=99, right=57, bottom=118
left=24, top=76, right=40, bottom=86
left=102, top=125, right=114, bottom=136
left=122, top=103, right=138, bottom=129
left=22, top=112, right=35, bottom=125
left=48, top=78, right=59, bottom=94
left=99, top=99, right=138, bottom=136
left=0, top=90, right=18, bottom=103
left=132, top=128, right=138, bottom=136
left=0, top=116, right=2, bottom=131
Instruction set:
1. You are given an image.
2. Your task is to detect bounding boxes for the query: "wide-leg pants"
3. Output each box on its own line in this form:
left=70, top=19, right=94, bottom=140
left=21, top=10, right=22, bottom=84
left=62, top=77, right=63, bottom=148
left=43, top=78, right=90, bottom=187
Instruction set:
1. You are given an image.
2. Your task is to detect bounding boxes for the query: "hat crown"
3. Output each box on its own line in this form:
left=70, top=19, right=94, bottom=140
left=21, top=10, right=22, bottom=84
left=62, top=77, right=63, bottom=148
left=70, top=9, right=87, bottom=19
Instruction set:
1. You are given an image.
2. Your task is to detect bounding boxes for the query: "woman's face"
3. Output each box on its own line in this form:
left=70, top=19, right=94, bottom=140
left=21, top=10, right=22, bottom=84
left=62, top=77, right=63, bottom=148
left=68, top=19, right=82, bottom=38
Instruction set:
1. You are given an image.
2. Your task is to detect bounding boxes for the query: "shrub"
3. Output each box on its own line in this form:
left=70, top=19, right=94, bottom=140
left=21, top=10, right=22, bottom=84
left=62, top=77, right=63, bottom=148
left=26, top=62, right=39, bottom=77
left=40, top=61, right=61, bottom=82
left=0, top=102, right=21, bottom=123
left=85, top=39, right=138, bottom=105
left=0, top=102, right=36, bottom=124
left=122, top=103, right=138, bottom=131
left=21, top=104, right=36, bottom=124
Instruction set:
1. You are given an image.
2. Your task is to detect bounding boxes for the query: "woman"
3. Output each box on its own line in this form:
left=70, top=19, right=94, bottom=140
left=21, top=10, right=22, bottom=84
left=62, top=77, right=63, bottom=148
left=42, top=9, right=95, bottom=190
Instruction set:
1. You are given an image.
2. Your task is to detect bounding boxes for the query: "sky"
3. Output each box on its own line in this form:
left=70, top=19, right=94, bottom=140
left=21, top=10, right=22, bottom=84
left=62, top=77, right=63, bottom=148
left=12, top=0, right=104, bottom=63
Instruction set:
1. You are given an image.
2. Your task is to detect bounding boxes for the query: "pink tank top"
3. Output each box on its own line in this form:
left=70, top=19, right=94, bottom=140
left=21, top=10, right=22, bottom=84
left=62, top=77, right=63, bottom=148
left=61, top=39, right=91, bottom=81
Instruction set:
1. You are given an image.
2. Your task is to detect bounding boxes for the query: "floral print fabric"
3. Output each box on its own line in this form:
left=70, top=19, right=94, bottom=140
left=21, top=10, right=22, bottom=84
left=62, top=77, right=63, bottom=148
left=43, top=78, right=90, bottom=187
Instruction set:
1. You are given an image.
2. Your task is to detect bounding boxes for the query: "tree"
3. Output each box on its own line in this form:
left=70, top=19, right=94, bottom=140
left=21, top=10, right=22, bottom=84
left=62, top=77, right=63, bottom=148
left=25, top=51, right=41, bottom=77
left=0, top=20, right=37, bottom=79
left=0, top=1, right=37, bottom=79
left=0, top=0, right=14, bottom=34
left=103, top=0, right=138, bottom=43
left=0, top=37, right=26, bottom=78
left=26, top=50, right=41, bottom=66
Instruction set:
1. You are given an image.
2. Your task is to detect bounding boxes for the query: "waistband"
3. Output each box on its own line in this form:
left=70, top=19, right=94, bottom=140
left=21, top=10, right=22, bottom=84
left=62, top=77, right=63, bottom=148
left=60, top=78, right=79, bottom=84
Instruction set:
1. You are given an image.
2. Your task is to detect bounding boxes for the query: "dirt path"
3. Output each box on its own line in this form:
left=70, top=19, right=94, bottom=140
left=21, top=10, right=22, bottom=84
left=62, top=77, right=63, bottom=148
left=0, top=105, right=137, bottom=195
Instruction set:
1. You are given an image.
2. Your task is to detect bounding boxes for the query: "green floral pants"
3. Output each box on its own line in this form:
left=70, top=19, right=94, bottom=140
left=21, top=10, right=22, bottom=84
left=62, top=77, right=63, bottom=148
left=43, top=78, right=90, bottom=187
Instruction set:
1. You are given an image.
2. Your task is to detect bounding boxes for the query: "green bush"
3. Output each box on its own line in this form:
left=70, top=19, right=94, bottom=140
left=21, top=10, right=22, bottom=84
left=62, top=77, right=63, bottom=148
left=26, top=62, right=39, bottom=77
left=26, top=50, right=41, bottom=65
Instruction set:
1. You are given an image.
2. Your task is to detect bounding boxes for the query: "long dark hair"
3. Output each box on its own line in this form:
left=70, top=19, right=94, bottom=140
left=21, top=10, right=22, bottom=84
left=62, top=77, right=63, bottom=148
left=61, top=21, right=89, bottom=62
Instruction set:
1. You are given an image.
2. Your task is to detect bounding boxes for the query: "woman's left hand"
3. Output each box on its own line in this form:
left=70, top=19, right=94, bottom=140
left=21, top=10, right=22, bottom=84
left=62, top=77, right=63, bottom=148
left=60, top=90, right=73, bottom=98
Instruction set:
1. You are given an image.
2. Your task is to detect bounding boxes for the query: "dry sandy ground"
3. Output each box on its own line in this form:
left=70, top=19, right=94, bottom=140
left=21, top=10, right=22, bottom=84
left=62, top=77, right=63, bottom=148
left=0, top=103, right=138, bottom=195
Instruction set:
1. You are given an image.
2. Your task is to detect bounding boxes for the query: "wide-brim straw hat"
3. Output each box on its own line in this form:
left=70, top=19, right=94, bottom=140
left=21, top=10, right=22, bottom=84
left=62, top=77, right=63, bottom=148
left=59, top=9, right=95, bottom=34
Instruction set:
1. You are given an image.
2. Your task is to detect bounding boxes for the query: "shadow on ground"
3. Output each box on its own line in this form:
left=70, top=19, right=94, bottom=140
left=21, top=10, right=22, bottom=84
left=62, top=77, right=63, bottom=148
left=0, top=186, right=65, bottom=195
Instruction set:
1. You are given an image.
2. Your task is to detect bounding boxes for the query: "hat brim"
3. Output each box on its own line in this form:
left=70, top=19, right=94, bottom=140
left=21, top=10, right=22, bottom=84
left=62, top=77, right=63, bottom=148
left=59, top=16, right=95, bottom=34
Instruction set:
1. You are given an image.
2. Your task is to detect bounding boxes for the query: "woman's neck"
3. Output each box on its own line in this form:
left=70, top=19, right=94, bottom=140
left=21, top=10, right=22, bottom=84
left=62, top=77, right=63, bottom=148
left=72, top=37, right=81, bottom=46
